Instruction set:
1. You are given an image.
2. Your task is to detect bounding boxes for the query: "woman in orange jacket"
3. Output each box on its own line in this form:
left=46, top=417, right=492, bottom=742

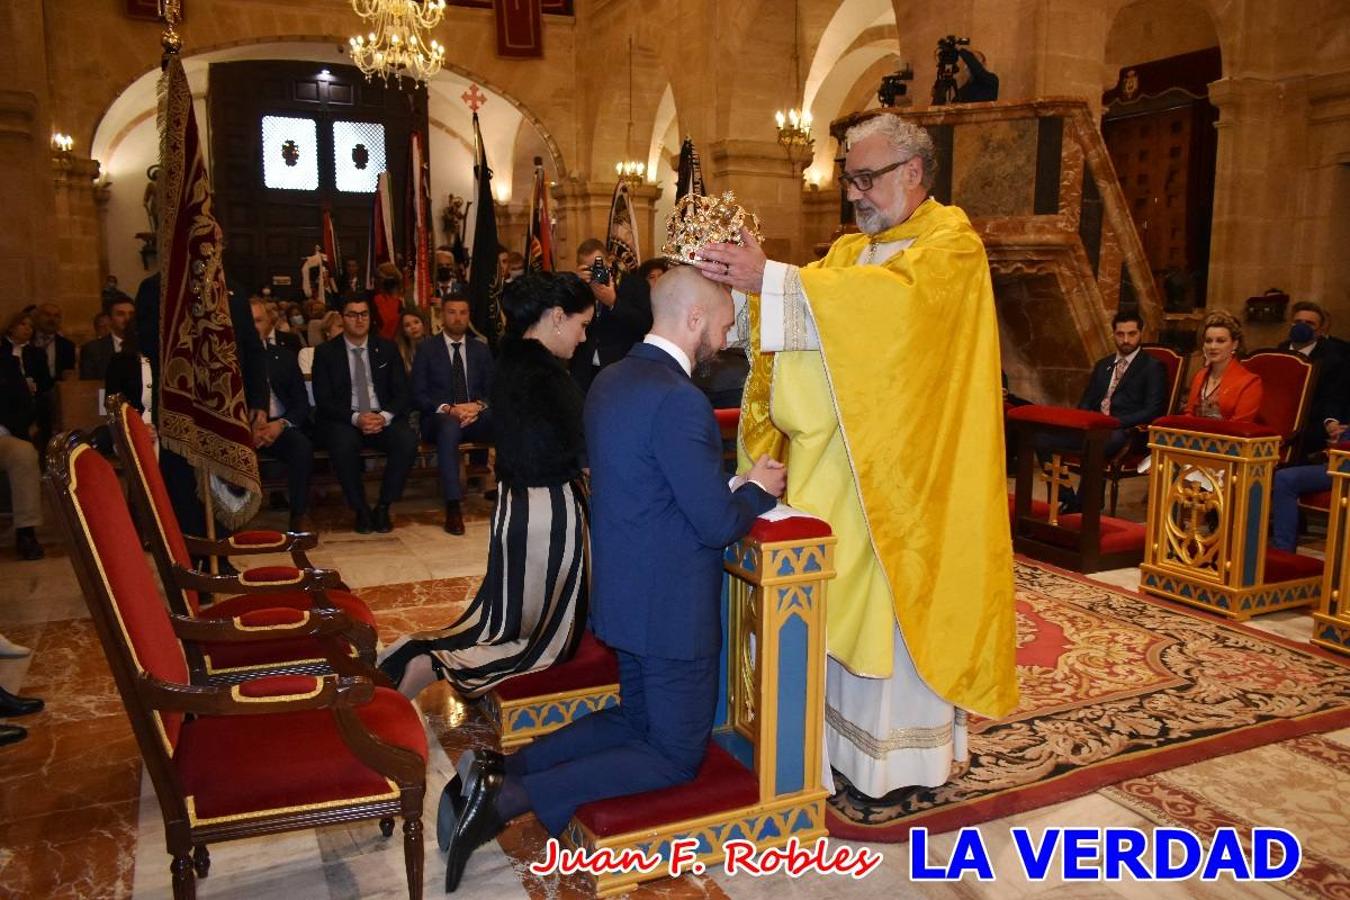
left=1185, top=310, right=1263, bottom=422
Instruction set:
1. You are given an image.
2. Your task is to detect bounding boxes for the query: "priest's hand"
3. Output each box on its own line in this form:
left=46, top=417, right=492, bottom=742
left=694, top=228, right=767, bottom=294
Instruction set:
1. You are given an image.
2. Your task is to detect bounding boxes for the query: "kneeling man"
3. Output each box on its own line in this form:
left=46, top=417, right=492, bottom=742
left=442, top=265, right=786, bottom=890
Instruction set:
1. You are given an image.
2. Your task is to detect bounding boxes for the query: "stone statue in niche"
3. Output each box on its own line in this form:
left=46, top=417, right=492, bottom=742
left=136, top=164, right=160, bottom=271
left=442, top=194, right=467, bottom=245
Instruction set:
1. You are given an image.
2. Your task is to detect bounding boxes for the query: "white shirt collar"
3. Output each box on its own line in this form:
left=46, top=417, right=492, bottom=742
left=343, top=336, right=368, bottom=352
left=443, top=331, right=466, bottom=349
left=643, top=334, right=692, bottom=377
left=1116, top=347, right=1140, bottom=365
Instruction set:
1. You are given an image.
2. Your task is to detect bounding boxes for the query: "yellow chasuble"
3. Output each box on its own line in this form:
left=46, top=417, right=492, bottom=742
left=739, top=198, right=1018, bottom=719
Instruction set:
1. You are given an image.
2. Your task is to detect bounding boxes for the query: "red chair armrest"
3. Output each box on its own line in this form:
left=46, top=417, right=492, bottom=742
left=139, top=673, right=375, bottom=715
left=169, top=606, right=352, bottom=643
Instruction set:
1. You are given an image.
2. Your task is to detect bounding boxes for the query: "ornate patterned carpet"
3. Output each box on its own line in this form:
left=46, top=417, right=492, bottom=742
left=826, top=560, right=1350, bottom=842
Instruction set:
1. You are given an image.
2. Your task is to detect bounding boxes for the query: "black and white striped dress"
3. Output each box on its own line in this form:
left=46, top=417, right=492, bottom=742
left=417, top=480, right=587, bottom=696
left=395, top=335, right=589, bottom=698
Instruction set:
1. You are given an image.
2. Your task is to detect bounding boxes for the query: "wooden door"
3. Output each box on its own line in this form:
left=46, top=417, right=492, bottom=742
left=207, top=60, right=427, bottom=299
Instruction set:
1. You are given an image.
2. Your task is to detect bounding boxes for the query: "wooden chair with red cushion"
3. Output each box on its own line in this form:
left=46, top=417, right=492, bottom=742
left=105, top=395, right=380, bottom=682
left=43, top=432, right=427, bottom=900
left=1101, top=344, right=1188, bottom=515
left=1244, top=350, right=1318, bottom=464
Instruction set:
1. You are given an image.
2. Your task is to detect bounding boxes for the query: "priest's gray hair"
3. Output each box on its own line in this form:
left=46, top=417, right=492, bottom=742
left=844, top=114, right=937, bottom=191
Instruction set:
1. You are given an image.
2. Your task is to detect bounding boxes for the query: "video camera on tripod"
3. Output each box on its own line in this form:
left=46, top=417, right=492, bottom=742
left=931, top=34, right=970, bottom=106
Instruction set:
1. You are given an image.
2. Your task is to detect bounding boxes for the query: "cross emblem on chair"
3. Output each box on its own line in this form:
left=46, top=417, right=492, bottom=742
left=1170, top=477, right=1223, bottom=567
left=461, top=83, right=487, bottom=112
left=1039, top=453, right=1076, bottom=526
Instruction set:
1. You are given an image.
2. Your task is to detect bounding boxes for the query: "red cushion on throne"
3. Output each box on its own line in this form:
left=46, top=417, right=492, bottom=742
left=1151, top=415, right=1279, bottom=439
left=1263, top=549, right=1323, bottom=583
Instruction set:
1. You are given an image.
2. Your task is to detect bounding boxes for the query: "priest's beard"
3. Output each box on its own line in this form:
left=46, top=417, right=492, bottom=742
left=853, top=200, right=893, bottom=235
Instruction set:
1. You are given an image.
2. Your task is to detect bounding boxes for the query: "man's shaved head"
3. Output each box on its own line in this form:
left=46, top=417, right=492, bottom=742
left=651, top=265, right=728, bottom=327
left=649, top=265, right=735, bottom=369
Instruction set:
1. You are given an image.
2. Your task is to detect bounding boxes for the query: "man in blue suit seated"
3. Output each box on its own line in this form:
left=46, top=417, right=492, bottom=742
left=411, top=295, right=494, bottom=535
left=442, top=265, right=787, bottom=891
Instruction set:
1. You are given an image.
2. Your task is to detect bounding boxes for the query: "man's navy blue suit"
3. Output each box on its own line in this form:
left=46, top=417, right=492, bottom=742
left=510, top=341, right=775, bottom=835
left=411, top=333, right=494, bottom=501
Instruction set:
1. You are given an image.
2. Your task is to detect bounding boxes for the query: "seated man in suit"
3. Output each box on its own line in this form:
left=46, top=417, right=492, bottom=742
left=570, top=239, right=654, bottom=393
left=1044, top=310, right=1167, bottom=511
left=251, top=298, right=315, bottom=533
left=79, top=296, right=135, bottom=381
left=441, top=266, right=786, bottom=891
left=0, top=350, right=44, bottom=561
left=411, top=295, right=493, bottom=535
left=1271, top=375, right=1348, bottom=551
left=312, top=296, right=417, bottom=534
left=1279, top=300, right=1349, bottom=460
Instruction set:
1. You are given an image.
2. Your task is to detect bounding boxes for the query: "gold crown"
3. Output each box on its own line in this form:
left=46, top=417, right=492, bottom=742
left=661, top=191, right=763, bottom=264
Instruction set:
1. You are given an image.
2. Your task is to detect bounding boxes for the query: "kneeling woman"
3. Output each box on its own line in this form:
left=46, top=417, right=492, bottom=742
left=380, top=272, right=594, bottom=698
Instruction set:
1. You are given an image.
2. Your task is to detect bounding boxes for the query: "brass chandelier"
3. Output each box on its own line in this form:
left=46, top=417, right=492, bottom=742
left=348, top=0, right=447, bottom=85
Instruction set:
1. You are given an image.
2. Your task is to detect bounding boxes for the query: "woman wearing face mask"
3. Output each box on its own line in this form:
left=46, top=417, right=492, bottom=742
left=396, top=307, right=429, bottom=376
left=1184, top=310, right=1263, bottom=422
left=372, top=262, right=405, bottom=341
left=378, top=272, right=594, bottom=710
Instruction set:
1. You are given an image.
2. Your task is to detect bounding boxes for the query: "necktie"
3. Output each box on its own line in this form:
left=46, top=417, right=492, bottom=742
left=352, top=347, right=373, bottom=414
left=451, top=341, right=469, bottom=405
left=1101, top=357, right=1129, bottom=415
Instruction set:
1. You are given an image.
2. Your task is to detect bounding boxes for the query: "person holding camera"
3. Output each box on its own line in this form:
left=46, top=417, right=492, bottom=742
left=955, top=47, right=999, bottom=102
left=571, top=238, right=654, bottom=393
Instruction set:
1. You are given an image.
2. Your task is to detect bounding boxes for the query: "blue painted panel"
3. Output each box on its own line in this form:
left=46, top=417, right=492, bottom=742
left=1244, top=480, right=1263, bottom=586
left=774, top=615, right=808, bottom=796
left=713, top=728, right=756, bottom=770
left=716, top=573, right=730, bottom=729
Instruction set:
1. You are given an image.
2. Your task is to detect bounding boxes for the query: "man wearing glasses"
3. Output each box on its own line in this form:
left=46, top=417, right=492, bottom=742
left=312, top=296, right=418, bottom=533
left=695, top=112, right=1017, bottom=802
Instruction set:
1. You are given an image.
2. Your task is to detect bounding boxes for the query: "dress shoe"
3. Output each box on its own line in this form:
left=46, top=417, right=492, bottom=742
left=288, top=513, right=314, bottom=534
left=0, top=723, right=26, bottom=747
left=372, top=504, right=393, bottom=533
left=15, top=528, right=43, bottom=562
left=444, top=501, right=465, bottom=536
left=0, top=686, right=44, bottom=717
left=353, top=506, right=373, bottom=534
left=444, top=761, right=506, bottom=893
left=436, top=749, right=502, bottom=850
left=0, top=634, right=31, bottom=659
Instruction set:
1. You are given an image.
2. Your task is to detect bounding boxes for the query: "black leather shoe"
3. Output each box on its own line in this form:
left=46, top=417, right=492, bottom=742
left=0, top=723, right=26, bottom=746
left=444, top=501, right=465, bottom=536
left=444, top=764, right=505, bottom=893
left=436, top=749, right=504, bottom=850
left=353, top=507, right=373, bottom=534
left=373, top=504, right=393, bottom=533
left=0, top=686, right=44, bottom=717
left=436, top=775, right=464, bottom=852
left=15, top=528, right=43, bottom=562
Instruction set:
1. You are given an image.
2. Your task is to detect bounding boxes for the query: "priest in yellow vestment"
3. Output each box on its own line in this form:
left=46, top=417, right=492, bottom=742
left=695, top=112, right=1018, bottom=799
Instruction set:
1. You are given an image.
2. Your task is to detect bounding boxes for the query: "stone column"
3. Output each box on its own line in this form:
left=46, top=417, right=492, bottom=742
left=51, top=155, right=104, bottom=325
left=801, top=186, right=841, bottom=260
left=706, top=139, right=807, bottom=264
left=0, top=0, right=58, bottom=315
left=551, top=179, right=618, bottom=266
left=1207, top=76, right=1305, bottom=337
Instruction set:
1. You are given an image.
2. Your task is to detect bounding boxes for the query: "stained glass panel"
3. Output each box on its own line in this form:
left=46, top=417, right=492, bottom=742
left=261, top=115, right=319, bottom=191
left=333, top=120, right=387, bottom=193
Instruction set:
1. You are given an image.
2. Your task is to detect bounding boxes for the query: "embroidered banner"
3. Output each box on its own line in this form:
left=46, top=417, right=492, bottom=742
left=493, top=0, right=543, bottom=59
left=156, top=56, right=260, bottom=528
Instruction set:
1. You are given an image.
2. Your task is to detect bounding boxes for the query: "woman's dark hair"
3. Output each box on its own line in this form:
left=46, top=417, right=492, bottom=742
left=502, top=272, right=594, bottom=337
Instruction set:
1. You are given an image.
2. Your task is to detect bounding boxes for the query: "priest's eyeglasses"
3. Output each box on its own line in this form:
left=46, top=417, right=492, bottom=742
left=838, top=157, right=911, bottom=192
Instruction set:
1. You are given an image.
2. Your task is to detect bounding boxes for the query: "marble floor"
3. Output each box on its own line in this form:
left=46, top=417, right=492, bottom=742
left=0, top=476, right=1343, bottom=899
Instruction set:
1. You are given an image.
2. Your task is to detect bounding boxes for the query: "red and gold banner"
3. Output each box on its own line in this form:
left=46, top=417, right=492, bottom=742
left=493, top=0, right=543, bottom=59
left=156, top=56, right=261, bottom=528
left=406, top=131, right=433, bottom=309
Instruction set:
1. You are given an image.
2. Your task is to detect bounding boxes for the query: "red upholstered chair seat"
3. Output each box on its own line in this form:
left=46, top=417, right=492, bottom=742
left=575, top=742, right=758, bottom=837
left=1264, top=549, right=1323, bottom=583
left=1006, top=406, right=1121, bottom=431
left=494, top=631, right=620, bottom=701
left=1007, top=494, right=1052, bottom=521
left=196, top=589, right=377, bottom=671
left=175, top=686, right=426, bottom=823
left=1048, top=515, right=1147, bottom=555
left=1300, top=491, right=1333, bottom=511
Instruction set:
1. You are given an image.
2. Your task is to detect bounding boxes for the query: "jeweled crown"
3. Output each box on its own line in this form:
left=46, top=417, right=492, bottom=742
left=661, top=191, right=763, bottom=264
